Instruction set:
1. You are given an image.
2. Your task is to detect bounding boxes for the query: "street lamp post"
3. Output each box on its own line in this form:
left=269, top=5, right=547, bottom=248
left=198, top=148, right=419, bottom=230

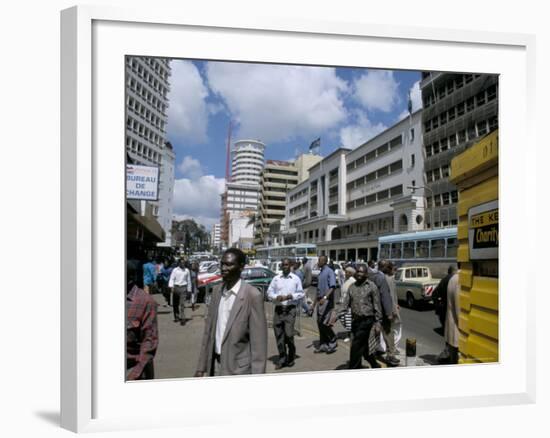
left=406, top=185, right=434, bottom=229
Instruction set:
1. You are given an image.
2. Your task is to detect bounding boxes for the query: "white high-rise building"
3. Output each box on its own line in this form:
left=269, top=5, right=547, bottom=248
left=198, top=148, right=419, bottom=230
left=211, top=223, right=221, bottom=249
left=231, top=139, right=266, bottom=185
left=125, top=56, right=173, bottom=245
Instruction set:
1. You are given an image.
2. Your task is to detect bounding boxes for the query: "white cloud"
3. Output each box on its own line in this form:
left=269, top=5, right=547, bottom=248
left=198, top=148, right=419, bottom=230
left=205, top=62, right=349, bottom=143
left=339, top=110, right=387, bottom=148
left=172, top=175, right=225, bottom=229
left=166, top=60, right=210, bottom=144
left=353, top=70, right=400, bottom=113
left=178, top=155, right=203, bottom=179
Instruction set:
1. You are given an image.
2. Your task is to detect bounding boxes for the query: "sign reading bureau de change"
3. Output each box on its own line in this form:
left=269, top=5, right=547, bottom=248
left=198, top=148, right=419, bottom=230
left=468, top=200, right=498, bottom=260
left=126, top=164, right=159, bottom=201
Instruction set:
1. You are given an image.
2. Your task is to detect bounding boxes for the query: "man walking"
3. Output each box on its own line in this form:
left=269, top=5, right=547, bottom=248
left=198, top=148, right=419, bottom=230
left=195, top=248, right=267, bottom=377
left=338, top=266, right=357, bottom=342
left=371, top=260, right=399, bottom=366
left=445, top=268, right=460, bottom=364
left=168, top=258, right=191, bottom=325
left=267, top=258, right=305, bottom=369
left=382, top=261, right=402, bottom=356
left=340, top=264, right=382, bottom=369
left=126, top=261, right=159, bottom=380
left=314, top=255, right=337, bottom=354
left=142, top=256, right=157, bottom=294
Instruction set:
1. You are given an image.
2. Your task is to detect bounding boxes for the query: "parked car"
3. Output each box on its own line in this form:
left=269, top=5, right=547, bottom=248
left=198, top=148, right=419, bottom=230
left=394, top=266, right=440, bottom=308
left=201, top=266, right=277, bottom=302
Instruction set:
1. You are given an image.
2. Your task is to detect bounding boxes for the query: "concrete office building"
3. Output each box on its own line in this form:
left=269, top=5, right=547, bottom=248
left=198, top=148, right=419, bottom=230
left=286, top=110, right=425, bottom=262
left=231, top=139, right=266, bottom=185
left=211, top=223, right=221, bottom=250
left=420, top=72, right=498, bottom=228
left=254, top=160, right=299, bottom=246
left=285, top=148, right=350, bottom=248
left=125, top=56, right=173, bottom=245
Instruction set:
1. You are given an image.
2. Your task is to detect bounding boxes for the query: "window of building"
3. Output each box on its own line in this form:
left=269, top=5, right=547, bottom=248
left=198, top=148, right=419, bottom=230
left=366, top=194, right=376, bottom=204
left=425, top=145, right=432, bottom=158
left=448, top=107, right=456, bottom=121
left=356, top=197, right=365, bottom=207
left=464, top=74, right=473, bottom=83
left=377, top=190, right=389, bottom=201
left=434, top=194, right=442, bottom=206
left=466, top=97, right=475, bottom=112
left=455, top=76, right=464, bottom=88
left=439, top=113, right=447, bottom=126
left=442, top=165, right=450, bottom=178
left=451, top=191, right=458, bottom=204
left=442, top=192, right=450, bottom=205
left=449, top=134, right=457, bottom=147
left=410, top=128, right=415, bottom=142
left=487, top=84, right=497, bottom=101
left=425, top=121, right=432, bottom=133
left=440, top=139, right=448, bottom=152
left=458, top=130, right=466, bottom=143
left=477, top=121, right=488, bottom=137
left=390, top=135, right=402, bottom=148
left=476, top=91, right=486, bottom=106
left=489, top=116, right=498, bottom=132
left=366, top=150, right=376, bottom=161
left=432, top=117, right=439, bottom=129
left=390, top=185, right=403, bottom=197
left=426, top=197, right=433, bottom=208
left=457, top=102, right=465, bottom=116
left=376, top=143, right=389, bottom=156
left=410, top=154, right=415, bottom=167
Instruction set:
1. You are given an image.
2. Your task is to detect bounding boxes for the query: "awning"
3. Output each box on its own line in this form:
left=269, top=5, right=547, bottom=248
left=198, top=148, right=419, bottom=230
left=127, top=211, right=165, bottom=243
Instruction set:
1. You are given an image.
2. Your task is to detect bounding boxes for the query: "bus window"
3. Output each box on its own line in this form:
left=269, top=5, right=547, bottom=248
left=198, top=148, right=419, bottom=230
left=409, top=269, right=417, bottom=278
left=416, top=240, right=429, bottom=258
left=395, top=269, right=403, bottom=281
left=391, top=243, right=402, bottom=259
left=380, top=243, right=390, bottom=259
left=403, top=242, right=415, bottom=259
left=431, top=239, right=445, bottom=257
left=446, top=238, right=458, bottom=258
left=422, top=268, right=428, bottom=277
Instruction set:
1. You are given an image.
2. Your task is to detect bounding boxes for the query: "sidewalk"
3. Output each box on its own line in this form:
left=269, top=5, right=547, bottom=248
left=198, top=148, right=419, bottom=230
left=151, top=293, right=428, bottom=380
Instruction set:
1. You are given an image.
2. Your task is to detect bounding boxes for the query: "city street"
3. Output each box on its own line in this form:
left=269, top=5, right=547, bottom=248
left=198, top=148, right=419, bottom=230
left=151, top=286, right=445, bottom=380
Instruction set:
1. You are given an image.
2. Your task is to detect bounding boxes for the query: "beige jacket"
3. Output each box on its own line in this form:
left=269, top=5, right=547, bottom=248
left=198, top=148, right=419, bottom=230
left=196, top=281, right=267, bottom=376
left=444, top=273, right=460, bottom=348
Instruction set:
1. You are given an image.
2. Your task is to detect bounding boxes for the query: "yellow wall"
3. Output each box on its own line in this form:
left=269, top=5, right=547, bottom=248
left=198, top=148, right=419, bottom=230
left=450, top=130, right=499, bottom=363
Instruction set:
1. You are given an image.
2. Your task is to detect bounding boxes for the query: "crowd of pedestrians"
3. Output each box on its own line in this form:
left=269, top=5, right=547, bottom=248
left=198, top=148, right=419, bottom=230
left=126, top=247, right=461, bottom=379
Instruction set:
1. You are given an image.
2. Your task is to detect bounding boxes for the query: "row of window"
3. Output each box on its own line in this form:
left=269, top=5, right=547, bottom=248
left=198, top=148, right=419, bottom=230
left=425, top=117, right=498, bottom=158
left=423, top=73, right=482, bottom=107
left=426, top=165, right=450, bottom=183
left=127, top=58, right=169, bottom=97
left=424, top=84, right=497, bottom=133
left=127, top=97, right=166, bottom=145
left=127, top=75, right=169, bottom=116
left=289, top=201, right=308, bottom=216
left=346, top=135, right=402, bottom=172
left=347, top=159, right=403, bottom=190
left=426, top=191, right=458, bottom=207
left=264, top=177, right=298, bottom=185
left=289, top=187, right=308, bottom=202
left=134, top=57, right=170, bottom=81
left=347, top=185, right=403, bottom=210
left=126, top=135, right=162, bottom=165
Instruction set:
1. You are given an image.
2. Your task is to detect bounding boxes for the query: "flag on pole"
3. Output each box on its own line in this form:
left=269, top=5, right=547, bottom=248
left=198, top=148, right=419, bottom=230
left=407, top=91, right=413, bottom=115
left=309, top=137, right=321, bottom=154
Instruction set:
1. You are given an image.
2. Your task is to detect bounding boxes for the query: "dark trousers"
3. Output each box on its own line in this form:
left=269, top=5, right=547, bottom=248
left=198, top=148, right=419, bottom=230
left=273, top=305, right=297, bottom=364
left=349, top=316, right=379, bottom=369
left=172, top=286, right=187, bottom=320
left=317, top=300, right=337, bottom=350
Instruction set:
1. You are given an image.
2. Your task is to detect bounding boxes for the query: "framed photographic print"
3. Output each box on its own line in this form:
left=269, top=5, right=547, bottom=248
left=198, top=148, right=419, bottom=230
left=61, top=5, right=536, bottom=433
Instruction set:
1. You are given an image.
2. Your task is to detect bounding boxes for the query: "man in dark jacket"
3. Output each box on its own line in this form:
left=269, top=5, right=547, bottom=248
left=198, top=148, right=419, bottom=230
left=433, top=265, right=457, bottom=328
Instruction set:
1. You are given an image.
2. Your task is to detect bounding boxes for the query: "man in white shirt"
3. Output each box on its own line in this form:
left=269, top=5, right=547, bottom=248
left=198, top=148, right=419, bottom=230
left=168, top=259, right=191, bottom=325
left=195, top=248, right=267, bottom=376
left=267, top=258, right=305, bottom=369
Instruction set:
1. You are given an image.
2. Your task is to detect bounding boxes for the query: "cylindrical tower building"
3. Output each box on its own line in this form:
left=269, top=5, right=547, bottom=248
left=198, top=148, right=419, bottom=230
left=231, top=139, right=266, bottom=186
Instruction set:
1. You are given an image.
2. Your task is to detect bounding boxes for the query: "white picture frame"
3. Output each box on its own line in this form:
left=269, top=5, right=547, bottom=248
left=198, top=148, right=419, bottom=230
left=61, top=5, right=536, bottom=433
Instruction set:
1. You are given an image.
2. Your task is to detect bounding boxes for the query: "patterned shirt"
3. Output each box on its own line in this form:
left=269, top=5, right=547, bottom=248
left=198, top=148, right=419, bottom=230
left=126, top=285, right=159, bottom=380
left=342, top=280, right=382, bottom=322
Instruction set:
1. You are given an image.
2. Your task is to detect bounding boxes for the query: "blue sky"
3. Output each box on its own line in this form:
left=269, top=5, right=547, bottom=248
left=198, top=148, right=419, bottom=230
left=165, top=59, right=422, bottom=229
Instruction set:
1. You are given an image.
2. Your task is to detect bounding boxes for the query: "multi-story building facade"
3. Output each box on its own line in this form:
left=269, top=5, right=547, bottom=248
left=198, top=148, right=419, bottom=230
left=286, top=110, right=425, bottom=262
left=125, top=56, right=173, bottom=245
left=285, top=148, right=350, bottom=248
left=420, top=72, right=498, bottom=228
left=211, top=223, right=221, bottom=250
left=221, top=139, right=266, bottom=246
left=231, top=139, right=266, bottom=185
left=254, top=160, right=299, bottom=246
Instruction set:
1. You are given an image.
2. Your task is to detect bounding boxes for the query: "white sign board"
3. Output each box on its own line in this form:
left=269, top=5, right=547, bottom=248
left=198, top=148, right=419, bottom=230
left=126, top=164, right=159, bottom=200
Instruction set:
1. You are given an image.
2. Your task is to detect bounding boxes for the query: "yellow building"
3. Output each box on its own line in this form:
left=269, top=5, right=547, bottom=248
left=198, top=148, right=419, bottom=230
left=449, top=129, right=498, bottom=363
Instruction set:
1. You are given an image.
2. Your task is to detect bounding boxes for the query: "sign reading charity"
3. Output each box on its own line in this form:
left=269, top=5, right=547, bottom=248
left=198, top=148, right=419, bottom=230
left=468, top=200, right=498, bottom=260
left=127, top=164, right=159, bottom=201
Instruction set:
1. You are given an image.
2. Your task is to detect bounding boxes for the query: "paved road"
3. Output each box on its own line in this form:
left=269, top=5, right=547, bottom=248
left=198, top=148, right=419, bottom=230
left=151, top=287, right=445, bottom=380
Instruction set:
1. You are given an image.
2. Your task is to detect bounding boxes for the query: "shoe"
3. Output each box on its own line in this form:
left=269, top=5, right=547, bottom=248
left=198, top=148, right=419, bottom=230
left=326, top=348, right=337, bottom=354
left=180, top=319, right=186, bottom=326
left=386, top=356, right=400, bottom=367
left=343, top=337, right=350, bottom=343
left=314, top=347, right=327, bottom=354
left=286, top=360, right=295, bottom=367
left=275, top=363, right=285, bottom=370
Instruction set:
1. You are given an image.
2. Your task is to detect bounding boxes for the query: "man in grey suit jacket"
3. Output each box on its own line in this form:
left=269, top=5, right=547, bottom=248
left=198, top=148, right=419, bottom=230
left=195, top=248, right=268, bottom=377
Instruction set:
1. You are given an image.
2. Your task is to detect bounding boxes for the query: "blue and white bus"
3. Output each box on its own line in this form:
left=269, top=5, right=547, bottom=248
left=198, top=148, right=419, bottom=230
left=255, top=243, right=317, bottom=265
left=378, top=227, right=457, bottom=278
